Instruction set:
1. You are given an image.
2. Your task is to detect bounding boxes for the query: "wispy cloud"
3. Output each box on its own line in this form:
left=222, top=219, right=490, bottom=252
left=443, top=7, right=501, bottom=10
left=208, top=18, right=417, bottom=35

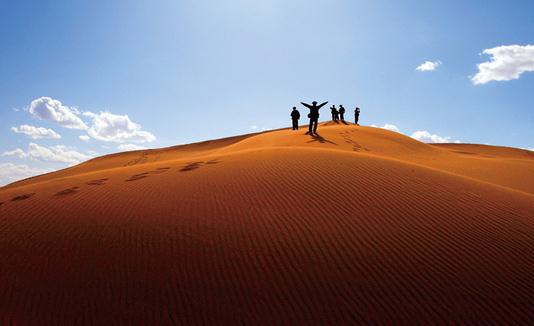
left=416, top=60, right=442, bottom=72
left=11, top=124, right=61, bottom=139
left=3, top=143, right=92, bottom=165
left=472, top=45, right=534, bottom=84
left=2, top=149, right=27, bottom=159
left=0, top=163, right=51, bottom=186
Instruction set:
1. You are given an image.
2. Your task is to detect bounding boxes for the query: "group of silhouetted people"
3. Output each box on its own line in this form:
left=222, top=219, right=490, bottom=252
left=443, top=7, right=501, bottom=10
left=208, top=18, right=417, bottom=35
left=330, top=105, right=346, bottom=121
left=290, top=102, right=362, bottom=135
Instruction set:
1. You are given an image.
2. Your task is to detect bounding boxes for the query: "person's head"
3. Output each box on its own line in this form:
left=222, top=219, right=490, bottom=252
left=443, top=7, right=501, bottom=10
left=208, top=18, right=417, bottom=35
left=293, top=107, right=296, bottom=110
left=312, top=101, right=317, bottom=105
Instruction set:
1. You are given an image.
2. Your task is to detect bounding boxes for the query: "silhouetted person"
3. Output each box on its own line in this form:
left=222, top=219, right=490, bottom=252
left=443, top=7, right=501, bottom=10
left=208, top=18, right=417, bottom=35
left=301, top=101, right=328, bottom=135
left=339, top=105, right=346, bottom=121
left=330, top=105, right=339, bottom=121
left=290, top=107, right=300, bottom=130
left=355, top=107, right=361, bottom=125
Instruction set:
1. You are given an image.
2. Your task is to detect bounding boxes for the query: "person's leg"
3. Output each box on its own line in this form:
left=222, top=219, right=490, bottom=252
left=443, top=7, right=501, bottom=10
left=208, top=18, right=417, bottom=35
left=313, top=119, right=318, bottom=133
left=308, top=119, right=313, bottom=133
left=341, top=113, right=344, bottom=121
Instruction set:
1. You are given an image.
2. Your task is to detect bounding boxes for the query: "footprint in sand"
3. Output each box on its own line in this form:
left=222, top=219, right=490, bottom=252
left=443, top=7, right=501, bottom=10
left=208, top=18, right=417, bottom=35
left=55, top=187, right=80, bottom=196
left=148, top=167, right=171, bottom=174
left=180, top=162, right=204, bottom=172
left=126, top=172, right=150, bottom=182
left=11, top=193, right=35, bottom=201
left=180, top=159, right=222, bottom=172
left=86, top=178, right=109, bottom=186
left=205, top=159, right=221, bottom=165
left=125, top=167, right=172, bottom=181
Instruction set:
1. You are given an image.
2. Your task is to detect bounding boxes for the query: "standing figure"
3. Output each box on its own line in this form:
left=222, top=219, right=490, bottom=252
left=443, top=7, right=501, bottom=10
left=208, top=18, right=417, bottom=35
left=354, top=107, right=361, bottom=125
left=290, top=107, right=300, bottom=130
left=301, top=101, right=329, bottom=135
left=339, top=105, right=346, bottom=121
left=330, top=105, right=339, bottom=121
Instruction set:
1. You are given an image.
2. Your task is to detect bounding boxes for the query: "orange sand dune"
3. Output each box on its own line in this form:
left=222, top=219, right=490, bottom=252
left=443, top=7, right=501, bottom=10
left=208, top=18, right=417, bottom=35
left=1, top=123, right=534, bottom=324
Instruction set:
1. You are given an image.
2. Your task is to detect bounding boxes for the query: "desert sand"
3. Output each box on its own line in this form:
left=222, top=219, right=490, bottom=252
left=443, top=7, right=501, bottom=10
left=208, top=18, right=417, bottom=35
left=1, top=122, right=534, bottom=324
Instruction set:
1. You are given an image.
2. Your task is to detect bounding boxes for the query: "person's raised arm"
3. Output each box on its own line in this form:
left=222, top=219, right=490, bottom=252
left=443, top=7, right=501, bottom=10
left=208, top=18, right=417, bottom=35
left=301, top=102, right=312, bottom=109
left=317, top=101, right=329, bottom=109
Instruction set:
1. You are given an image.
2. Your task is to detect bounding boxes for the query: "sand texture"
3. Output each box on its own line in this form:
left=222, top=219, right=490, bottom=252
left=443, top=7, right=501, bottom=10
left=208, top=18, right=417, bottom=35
left=1, top=123, right=534, bottom=324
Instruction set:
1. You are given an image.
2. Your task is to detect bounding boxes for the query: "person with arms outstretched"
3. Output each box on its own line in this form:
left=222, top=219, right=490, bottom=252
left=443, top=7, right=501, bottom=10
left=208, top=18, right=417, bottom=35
left=339, top=105, right=346, bottom=121
left=354, top=107, right=361, bottom=125
left=301, top=101, right=328, bottom=135
left=290, top=107, right=300, bottom=130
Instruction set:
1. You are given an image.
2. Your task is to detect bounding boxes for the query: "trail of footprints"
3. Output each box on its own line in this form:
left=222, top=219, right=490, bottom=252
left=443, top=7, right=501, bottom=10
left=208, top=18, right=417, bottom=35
left=2, top=160, right=221, bottom=204
left=340, top=130, right=370, bottom=153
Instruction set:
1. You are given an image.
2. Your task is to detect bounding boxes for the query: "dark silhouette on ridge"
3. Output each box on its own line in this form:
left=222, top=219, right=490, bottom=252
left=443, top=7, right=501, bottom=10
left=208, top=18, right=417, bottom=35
left=330, top=105, right=339, bottom=121
left=290, top=107, right=301, bottom=130
left=355, top=107, right=361, bottom=125
left=339, top=105, right=346, bottom=121
left=301, top=101, right=328, bottom=135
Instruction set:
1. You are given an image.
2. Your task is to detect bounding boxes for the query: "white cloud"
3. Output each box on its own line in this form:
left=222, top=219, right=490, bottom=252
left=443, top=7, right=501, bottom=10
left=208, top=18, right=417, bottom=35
left=0, top=163, right=51, bottom=186
left=472, top=45, right=534, bottom=85
left=29, top=97, right=88, bottom=130
left=416, top=60, right=442, bottom=72
left=118, top=144, right=147, bottom=151
left=3, top=143, right=92, bottom=165
left=2, top=148, right=27, bottom=159
left=79, top=135, right=90, bottom=142
left=372, top=123, right=459, bottom=144
left=84, top=111, right=156, bottom=143
left=410, top=130, right=457, bottom=143
left=250, top=125, right=271, bottom=132
left=11, top=124, right=61, bottom=139
left=370, top=124, right=402, bottom=133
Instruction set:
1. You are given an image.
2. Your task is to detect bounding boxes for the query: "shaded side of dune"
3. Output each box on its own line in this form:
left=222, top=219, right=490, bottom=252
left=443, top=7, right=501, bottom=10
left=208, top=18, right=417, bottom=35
left=1, top=148, right=534, bottom=324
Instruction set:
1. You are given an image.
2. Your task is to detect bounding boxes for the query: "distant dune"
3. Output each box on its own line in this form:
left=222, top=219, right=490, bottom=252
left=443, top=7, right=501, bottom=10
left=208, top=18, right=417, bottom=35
left=1, top=122, right=534, bottom=324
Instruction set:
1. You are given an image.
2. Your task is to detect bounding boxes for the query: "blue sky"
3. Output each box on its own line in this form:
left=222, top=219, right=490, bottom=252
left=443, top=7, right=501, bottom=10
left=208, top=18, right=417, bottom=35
left=1, top=0, right=534, bottom=185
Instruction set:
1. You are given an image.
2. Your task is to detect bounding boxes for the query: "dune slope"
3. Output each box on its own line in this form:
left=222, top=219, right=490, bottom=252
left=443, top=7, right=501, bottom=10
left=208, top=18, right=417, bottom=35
left=1, top=123, right=534, bottom=324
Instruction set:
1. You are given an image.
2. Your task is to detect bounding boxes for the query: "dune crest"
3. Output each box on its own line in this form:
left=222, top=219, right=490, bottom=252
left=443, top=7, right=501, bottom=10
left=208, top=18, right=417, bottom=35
left=1, top=123, right=534, bottom=324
